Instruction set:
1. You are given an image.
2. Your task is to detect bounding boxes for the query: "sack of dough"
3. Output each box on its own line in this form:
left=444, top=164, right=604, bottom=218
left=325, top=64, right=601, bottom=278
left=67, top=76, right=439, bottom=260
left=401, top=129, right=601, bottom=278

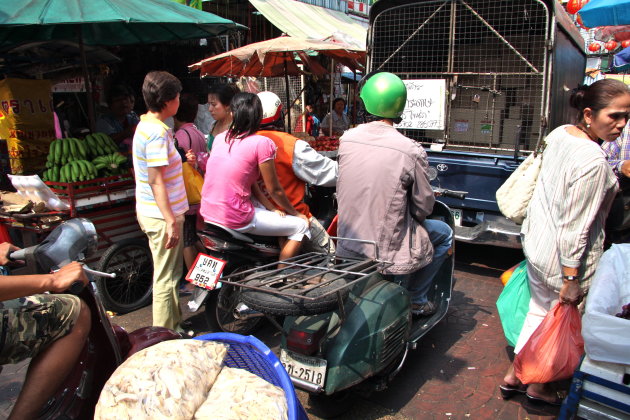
left=194, top=367, right=288, bottom=420
left=95, top=339, right=228, bottom=420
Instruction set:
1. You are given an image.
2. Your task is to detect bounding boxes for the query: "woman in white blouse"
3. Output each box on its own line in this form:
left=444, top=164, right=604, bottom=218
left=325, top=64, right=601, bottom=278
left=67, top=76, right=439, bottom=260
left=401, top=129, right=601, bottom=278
left=501, top=79, right=630, bottom=406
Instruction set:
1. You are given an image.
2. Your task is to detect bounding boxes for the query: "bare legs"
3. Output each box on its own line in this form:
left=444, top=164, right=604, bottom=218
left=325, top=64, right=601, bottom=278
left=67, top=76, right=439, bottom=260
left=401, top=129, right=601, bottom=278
left=9, top=300, right=91, bottom=420
left=278, top=238, right=302, bottom=267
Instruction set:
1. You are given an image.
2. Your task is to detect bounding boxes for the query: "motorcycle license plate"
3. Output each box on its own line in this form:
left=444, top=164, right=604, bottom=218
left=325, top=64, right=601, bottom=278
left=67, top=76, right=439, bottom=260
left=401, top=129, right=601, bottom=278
left=280, top=349, right=327, bottom=388
left=185, top=253, right=227, bottom=290
left=450, top=208, right=462, bottom=226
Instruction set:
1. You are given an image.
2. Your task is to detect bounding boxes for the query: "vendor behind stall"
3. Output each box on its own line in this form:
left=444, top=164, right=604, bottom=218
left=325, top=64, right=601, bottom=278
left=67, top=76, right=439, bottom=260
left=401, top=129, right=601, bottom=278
left=321, top=97, right=350, bottom=137
left=96, top=84, right=140, bottom=148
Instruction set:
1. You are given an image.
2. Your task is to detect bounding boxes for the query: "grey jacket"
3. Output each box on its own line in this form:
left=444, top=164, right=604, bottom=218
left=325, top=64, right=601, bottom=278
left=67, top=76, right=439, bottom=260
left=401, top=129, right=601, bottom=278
left=337, top=121, right=435, bottom=274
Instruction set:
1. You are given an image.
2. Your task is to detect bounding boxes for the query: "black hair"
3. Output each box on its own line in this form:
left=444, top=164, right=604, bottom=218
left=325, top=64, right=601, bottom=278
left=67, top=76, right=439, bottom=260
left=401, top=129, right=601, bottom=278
left=226, top=92, right=262, bottom=146
left=570, top=79, right=630, bottom=123
left=332, top=97, right=346, bottom=108
left=175, top=93, right=199, bottom=123
left=208, top=83, right=240, bottom=107
left=142, top=71, right=182, bottom=112
left=107, top=84, right=134, bottom=105
left=364, top=112, right=403, bottom=125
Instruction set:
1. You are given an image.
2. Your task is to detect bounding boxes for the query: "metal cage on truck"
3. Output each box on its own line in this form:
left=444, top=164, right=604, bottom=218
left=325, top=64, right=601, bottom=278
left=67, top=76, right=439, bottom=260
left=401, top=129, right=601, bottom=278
left=367, top=0, right=585, bottom=247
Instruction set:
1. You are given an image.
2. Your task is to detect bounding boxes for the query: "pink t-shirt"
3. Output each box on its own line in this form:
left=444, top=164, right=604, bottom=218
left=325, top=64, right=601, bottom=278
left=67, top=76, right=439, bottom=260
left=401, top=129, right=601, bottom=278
left=175, top=123, right=207, bottom=156
left=200, top=132, right=277, bottom=228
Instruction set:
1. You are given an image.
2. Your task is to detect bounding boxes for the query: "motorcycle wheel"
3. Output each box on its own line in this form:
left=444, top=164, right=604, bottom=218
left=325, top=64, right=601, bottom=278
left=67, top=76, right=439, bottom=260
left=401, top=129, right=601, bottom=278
left=96, top=238, right=153, bottom=314
left=204, top=266, right=263, bottom=334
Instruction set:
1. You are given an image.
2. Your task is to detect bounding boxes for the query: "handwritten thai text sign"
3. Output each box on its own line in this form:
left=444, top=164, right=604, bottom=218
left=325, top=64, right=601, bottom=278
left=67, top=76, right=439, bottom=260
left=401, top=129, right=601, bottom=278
left=395, top=79, right=446, bottom=130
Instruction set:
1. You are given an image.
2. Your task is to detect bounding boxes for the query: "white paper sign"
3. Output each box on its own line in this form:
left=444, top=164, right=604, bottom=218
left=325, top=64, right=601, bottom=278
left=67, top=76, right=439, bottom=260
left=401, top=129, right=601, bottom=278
left=396, top=79, right=446, bottom=130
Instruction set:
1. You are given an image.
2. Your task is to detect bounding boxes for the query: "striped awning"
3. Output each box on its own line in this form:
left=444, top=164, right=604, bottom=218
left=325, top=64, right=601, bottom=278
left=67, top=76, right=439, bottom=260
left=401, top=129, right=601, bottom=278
left=249, top=0, right=367, bottom=49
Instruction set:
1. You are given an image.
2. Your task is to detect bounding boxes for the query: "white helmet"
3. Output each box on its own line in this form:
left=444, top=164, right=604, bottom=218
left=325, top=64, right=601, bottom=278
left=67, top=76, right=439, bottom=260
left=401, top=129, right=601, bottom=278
left=257, top=91, right=283, bottom=125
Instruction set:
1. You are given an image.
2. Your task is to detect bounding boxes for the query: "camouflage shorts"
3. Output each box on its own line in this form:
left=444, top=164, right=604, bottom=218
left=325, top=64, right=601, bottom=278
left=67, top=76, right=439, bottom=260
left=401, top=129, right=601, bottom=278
left=0, top=294, right=81, bottom=365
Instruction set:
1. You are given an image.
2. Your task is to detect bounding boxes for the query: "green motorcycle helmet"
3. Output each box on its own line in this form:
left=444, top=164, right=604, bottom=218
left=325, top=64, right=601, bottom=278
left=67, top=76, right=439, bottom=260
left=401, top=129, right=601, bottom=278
left=359, top=72, right=407, bottom=119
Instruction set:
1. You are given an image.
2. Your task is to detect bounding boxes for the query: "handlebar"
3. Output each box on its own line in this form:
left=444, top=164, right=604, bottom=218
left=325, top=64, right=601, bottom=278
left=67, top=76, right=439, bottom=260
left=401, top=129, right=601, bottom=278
left=434, top=188, right=468, bottom=200
left=8, top=250, right=115, bottom=293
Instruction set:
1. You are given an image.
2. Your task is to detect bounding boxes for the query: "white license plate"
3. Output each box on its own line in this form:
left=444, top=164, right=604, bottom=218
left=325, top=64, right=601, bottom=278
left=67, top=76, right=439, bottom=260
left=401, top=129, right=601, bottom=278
left=280, top=349, right=327, bottom=388
left=185, top=253, right=227, bottom=290
left=450, top=208, right=462, bottom=226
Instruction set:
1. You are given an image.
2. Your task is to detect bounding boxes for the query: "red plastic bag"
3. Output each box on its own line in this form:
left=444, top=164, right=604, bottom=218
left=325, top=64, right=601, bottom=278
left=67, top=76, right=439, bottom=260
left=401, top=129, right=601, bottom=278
left=514, top=302, right=584, bottom=384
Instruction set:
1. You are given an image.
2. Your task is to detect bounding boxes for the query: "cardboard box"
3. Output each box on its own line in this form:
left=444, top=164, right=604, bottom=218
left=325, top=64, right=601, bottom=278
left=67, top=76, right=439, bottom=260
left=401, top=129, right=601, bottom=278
left=448, top=108, right=476, bottom=143
left=474, top=110, right=502, bottom=145
left=452, top=89, right=506, bottom=112
left=502, top=119, right=522, bottom=146
left=508, top=106, right=521, bottom=119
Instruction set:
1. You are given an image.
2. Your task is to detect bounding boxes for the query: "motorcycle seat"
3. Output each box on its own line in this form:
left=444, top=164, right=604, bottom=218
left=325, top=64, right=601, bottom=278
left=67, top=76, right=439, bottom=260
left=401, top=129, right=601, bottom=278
left=204, top=222, right=254, bottom=243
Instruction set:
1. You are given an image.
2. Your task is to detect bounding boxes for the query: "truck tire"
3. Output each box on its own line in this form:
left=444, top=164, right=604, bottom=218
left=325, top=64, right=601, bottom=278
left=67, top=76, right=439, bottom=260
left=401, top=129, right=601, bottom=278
left=95, top=238, right=153, bottom=314
left=240, top=271, right=349, bottom=316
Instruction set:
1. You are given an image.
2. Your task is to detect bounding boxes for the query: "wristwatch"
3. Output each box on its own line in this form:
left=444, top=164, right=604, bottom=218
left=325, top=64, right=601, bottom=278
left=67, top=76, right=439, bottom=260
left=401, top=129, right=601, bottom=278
left=562, top=275, right=579, bottom=282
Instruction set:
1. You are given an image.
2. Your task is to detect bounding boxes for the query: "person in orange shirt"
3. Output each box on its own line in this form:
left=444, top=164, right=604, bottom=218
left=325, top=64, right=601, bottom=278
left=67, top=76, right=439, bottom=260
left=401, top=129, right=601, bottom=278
left=256, top=92, right=338, bottom=253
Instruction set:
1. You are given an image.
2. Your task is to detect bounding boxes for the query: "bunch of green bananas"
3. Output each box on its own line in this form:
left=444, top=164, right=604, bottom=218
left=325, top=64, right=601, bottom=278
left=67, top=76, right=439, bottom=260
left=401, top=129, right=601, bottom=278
left=43, top=133, right=124, bottom=184
left=84, top=133, right=119, bottom=158
left=93, top=153, right=128, bottom=175
left=46, top=137, right=88, bottom=167
left=42, top=160, right=98, bottom=183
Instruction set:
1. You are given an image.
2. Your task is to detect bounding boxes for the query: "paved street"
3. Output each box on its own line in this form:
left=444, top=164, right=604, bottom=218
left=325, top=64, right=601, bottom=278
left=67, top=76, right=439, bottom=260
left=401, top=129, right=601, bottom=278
left=0, top=243, right=562, bottom=419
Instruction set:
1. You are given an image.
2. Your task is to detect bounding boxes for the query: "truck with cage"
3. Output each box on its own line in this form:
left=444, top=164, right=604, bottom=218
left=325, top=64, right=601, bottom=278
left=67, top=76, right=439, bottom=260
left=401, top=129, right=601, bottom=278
left=367, top=0, right=586, bottom=248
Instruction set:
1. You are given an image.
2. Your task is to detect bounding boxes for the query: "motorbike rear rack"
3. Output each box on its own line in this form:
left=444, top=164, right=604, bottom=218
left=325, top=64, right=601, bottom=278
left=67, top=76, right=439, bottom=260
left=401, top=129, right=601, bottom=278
left=220, top=252, right=386, bottom=301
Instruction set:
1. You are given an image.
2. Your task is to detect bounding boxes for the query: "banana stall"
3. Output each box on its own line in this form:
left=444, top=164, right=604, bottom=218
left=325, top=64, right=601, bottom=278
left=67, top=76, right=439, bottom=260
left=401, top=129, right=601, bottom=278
left=0, top=78, right=150, bottom=313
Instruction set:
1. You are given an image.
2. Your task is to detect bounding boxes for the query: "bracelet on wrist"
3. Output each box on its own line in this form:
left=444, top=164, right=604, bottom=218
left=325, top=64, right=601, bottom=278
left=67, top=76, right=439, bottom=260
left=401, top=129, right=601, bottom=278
left=563, top=275, right=579, bottom=282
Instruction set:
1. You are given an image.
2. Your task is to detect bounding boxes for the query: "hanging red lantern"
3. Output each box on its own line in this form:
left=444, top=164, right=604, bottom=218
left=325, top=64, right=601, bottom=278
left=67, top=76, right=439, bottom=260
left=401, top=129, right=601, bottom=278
left=588, top=42, right=601, bottom=52
left=567, top=0, right=588, bottom=15
left=605, top=40, right=618, bottom=51
left=622, top=40, right=630, bottom=49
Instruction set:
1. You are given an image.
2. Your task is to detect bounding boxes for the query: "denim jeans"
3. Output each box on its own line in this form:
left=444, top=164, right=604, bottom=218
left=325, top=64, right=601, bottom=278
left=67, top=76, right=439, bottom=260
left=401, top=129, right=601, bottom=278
left=392, top=219, right=453, bottom=305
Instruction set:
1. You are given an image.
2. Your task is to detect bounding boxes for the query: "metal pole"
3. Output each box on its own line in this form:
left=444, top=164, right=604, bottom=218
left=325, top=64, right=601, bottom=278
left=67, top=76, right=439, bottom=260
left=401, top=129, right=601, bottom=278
left=78, top=26, right=95, bottom=132
left=329, top=58, right=334, bottom=137
left=284, top=56, right=292, bottom=134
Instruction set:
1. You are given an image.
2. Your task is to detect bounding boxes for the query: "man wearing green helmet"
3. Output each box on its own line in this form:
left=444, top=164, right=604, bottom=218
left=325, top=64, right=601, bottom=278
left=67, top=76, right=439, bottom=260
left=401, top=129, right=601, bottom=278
left=336, top=72, right=453, bottom=316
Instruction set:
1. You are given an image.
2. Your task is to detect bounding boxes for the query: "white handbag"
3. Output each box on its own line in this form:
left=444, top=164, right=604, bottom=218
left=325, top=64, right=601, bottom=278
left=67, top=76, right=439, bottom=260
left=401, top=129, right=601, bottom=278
left=496, top=151, right=543, bottom=225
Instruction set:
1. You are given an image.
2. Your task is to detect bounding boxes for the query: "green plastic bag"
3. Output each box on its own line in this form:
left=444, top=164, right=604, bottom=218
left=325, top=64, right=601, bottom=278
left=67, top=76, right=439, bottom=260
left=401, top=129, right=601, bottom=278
left=496, top=261, right=530, bottom=347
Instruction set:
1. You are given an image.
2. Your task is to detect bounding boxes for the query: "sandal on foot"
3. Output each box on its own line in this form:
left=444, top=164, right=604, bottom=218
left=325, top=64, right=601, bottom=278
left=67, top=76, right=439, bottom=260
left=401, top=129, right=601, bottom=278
left=499, top=383, right=527, bottom=399
left=525, top=392, right=564, bottom=406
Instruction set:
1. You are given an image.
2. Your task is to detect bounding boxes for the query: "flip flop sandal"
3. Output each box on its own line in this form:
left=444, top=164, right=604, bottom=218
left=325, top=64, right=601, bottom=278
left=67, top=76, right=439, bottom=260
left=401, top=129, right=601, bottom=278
left=499, top=383, right=527, bottom=399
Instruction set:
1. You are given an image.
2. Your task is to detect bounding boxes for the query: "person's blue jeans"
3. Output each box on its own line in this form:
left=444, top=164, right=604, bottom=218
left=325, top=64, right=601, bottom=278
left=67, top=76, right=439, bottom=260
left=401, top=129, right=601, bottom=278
left=392, top=219, right=453, bottom=305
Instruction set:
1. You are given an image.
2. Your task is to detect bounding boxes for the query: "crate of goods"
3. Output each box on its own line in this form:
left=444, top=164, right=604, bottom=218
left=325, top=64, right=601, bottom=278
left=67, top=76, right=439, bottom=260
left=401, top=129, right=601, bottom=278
left=560, top=356, right=630, bottom=419
left=41, top=133, right=134, bottom=215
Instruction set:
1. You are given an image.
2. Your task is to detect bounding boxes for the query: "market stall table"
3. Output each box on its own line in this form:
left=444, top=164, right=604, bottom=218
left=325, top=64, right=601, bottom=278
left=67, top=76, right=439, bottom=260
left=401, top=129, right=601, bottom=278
left=0, top=171, right=153, bottom=313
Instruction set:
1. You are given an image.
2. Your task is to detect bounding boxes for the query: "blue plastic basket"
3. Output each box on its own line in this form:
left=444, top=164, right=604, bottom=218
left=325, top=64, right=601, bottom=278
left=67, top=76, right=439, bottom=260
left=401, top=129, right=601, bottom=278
left=194, top=332, right=308, bottom=420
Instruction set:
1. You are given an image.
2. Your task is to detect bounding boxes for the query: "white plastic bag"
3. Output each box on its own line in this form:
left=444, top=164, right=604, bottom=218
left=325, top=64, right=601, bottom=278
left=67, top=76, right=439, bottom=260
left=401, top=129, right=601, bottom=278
left=582, top=244, right=630, bottom=365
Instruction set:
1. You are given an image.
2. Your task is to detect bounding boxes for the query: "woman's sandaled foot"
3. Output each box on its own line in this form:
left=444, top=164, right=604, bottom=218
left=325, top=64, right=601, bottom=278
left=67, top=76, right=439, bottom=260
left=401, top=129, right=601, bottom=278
left=499, top=383, right=527, bottom=399
left=525, top=390, right=564, bottom=406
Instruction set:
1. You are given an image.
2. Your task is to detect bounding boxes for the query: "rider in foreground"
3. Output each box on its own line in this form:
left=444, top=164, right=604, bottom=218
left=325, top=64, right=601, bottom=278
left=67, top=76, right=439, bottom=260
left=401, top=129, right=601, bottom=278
left=336, top=72, right=453, bottom=316
left=256, top=91, right=339, bottom=254
left=0, top=242, right=90, bottom=420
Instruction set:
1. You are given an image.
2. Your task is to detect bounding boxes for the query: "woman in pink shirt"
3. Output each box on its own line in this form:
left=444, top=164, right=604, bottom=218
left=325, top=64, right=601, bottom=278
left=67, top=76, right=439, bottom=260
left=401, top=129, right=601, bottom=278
left=199, top=92, right=310, bottom=260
